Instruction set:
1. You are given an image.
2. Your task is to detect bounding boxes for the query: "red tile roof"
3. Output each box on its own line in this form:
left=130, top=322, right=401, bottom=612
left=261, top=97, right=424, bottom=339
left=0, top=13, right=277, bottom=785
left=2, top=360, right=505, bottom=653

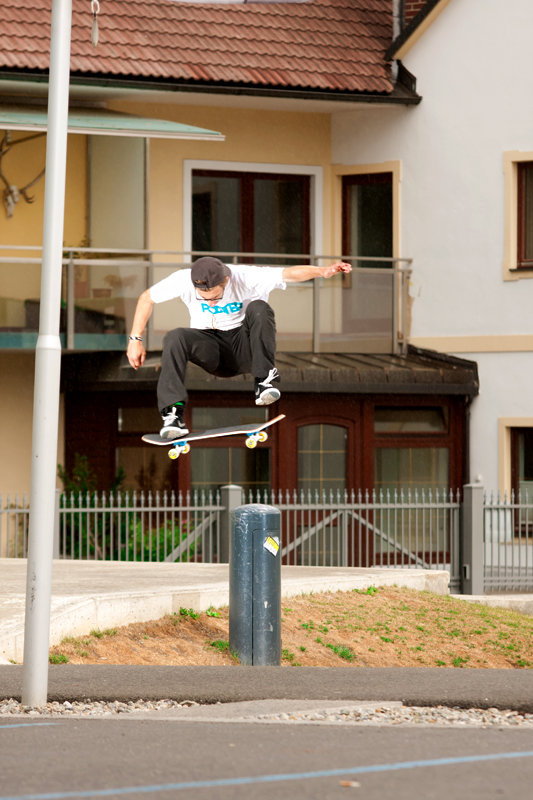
left=0, top=0, right=395, bottom=95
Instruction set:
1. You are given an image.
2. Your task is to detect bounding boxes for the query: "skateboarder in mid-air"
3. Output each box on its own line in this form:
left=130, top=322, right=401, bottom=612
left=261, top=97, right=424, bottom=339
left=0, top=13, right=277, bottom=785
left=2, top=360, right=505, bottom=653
left=127, top=257, right=352, bottom=440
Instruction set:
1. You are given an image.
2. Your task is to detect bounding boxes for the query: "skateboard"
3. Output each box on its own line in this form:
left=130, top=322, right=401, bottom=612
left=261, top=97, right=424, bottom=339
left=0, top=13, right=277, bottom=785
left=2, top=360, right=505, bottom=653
left=142, top=413, right=285, bottom=460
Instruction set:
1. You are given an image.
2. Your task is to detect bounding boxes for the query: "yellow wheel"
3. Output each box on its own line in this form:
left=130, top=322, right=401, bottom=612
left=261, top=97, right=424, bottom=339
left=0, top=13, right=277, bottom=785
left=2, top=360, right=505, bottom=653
left=168, top=448, right=179, bottom=460
left=180, top=443, right=191, bottom=455
left=258, top=431, right=268, bottom=443
left=245, top=437, right=257, bottom=449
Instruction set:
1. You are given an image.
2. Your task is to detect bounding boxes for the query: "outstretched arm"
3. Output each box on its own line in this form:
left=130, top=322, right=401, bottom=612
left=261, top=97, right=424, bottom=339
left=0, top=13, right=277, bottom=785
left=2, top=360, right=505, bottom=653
left=127, top=289, right=154, bottom=370
left=281, top=261, right=352, bottom=283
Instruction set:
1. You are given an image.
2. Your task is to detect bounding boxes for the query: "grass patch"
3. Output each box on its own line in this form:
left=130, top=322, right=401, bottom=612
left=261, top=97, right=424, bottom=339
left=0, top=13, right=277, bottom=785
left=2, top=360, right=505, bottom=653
left=210, top=639, right=229, bottom=653
left=180, top=607, right=199, bottom=620
left=49, top=653, right=69, bottom=664
left=326, top=643, right=355, bottom=661
left=452, top=656, right=469, bottom=667
left=282, top=648, right=295, bottom=662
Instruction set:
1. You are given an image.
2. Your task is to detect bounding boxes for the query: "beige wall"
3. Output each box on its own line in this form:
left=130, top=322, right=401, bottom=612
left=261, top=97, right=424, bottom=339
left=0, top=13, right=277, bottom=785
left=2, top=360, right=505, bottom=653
left=0, top=353, right=65, bottom=494
left=108, top=101, right=332, bottom=253
left=0, top=132, right=87, bottom=249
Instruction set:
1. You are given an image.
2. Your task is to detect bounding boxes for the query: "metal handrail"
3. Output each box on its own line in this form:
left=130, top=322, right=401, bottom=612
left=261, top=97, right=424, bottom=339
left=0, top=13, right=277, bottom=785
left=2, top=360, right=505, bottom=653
left=0, top=243, right=413, bottom=263
left=0, top=247, right=412, bottom=355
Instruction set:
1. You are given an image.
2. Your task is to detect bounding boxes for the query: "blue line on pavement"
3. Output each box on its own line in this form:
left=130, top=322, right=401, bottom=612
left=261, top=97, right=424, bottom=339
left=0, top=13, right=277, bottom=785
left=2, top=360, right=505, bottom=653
left=1, top=749, right=533, bottom=800
left=0, top=723, right=58, bottom=731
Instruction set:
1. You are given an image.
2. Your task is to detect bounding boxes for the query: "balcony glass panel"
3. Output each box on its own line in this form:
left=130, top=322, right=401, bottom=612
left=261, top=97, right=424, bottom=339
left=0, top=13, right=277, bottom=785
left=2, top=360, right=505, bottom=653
left=71, top=259, right=144, bottom=349
left=0, top=251, right=404, bottom=355
left=0, top=259, right=46, bottom=348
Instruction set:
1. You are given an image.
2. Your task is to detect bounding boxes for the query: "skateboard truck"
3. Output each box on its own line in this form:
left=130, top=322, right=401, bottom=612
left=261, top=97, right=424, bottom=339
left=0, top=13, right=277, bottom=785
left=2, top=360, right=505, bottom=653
left=245, top=430, right=268, bottom=449
left=168, top=441, right=191, bottom=460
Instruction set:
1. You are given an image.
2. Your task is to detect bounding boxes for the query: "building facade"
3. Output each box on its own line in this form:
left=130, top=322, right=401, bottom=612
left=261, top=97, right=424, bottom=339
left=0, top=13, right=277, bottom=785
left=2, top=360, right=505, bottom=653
left=0, top=0, right=499, bottom=501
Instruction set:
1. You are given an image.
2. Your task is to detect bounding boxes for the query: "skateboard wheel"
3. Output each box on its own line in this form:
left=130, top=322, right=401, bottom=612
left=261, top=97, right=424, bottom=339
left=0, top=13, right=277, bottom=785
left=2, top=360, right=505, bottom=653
left=180, top=443, right=191, bottom=455
left=168, top=448, right=179, bottom=460
left=258, top=431, right=268, bottom=443
left=245, top=436, right=257, bottom=449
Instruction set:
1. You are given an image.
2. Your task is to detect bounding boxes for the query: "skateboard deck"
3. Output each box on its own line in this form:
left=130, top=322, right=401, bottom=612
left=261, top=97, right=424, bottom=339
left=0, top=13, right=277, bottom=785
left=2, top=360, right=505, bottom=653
left=142, top=414, right=285, bottom=459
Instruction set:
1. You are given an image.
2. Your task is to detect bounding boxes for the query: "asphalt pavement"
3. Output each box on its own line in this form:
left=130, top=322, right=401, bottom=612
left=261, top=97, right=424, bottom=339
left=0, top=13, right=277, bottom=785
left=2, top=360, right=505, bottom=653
left=1, top=716, right=532, bottom=800
left=2, top=664, right=533, bottom=711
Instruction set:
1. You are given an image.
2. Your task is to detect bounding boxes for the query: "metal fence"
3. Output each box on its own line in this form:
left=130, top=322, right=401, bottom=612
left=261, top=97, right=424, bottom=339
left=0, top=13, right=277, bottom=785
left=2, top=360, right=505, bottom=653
left=4, top=486, right=533, bottom=594
left=484, top=491, right=533, bottom=592
left=248, top=489, right=461, bottom=591
left=0, top=491, right=222, bottom=564
left=0, top=488, right=462, bottom=590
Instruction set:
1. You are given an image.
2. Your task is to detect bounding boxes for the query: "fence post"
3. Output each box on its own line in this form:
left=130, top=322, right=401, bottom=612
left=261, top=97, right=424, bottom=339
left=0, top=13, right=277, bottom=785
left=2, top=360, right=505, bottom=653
left=53, top=489, right=61, bottom=560
left=461, top=484, right=484, bottom=595
left=219, top=485, right=243, bottom=564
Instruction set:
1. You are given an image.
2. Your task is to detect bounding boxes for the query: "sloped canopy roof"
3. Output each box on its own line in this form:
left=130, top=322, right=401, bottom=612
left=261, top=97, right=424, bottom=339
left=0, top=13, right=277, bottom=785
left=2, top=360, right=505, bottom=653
left=0, top=0, right=399, bottom=97
left=0, top=104, right=223, bottom=139
left=63, top=347, right=479, bottom=396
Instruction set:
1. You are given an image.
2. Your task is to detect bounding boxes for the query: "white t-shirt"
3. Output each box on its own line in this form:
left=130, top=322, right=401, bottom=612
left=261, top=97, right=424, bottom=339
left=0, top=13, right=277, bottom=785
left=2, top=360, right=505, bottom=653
left=149, top=265, right=286, bottom=331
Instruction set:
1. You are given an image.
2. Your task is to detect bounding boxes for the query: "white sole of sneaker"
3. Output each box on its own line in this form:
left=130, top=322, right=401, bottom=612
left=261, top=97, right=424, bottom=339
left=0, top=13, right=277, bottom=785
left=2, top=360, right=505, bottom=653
left=255, top=388, right=281, bottom=406
left=160, top=428, right=189, bottom=440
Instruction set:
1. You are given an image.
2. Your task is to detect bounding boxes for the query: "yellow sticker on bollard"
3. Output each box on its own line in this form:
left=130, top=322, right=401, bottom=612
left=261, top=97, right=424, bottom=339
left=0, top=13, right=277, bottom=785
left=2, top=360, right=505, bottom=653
left=263, top=536, right=280, bottom=556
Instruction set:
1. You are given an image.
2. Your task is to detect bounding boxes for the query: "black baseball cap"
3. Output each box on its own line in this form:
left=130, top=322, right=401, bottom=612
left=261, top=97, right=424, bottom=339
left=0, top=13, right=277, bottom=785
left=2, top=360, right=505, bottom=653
left=191, top=257, right=231, bottom=290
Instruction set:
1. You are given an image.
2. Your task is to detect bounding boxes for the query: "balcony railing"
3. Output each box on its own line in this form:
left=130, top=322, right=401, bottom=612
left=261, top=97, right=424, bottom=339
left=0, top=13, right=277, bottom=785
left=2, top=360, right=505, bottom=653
left=0, top=247, right=412, bottom=355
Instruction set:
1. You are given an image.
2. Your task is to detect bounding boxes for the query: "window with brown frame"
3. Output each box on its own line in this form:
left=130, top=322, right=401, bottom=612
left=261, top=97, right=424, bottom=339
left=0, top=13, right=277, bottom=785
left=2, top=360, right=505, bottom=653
left=372, top=405, right=454, bottom=498
left=517, top=162, right=533, bottom=268
left=192, top=170, right=310, bottom=264
left=511, top=428, right=533, bottom=499
left=342, top=173, right=393, bottom=269
left=65, top=391, right=466, bottom=499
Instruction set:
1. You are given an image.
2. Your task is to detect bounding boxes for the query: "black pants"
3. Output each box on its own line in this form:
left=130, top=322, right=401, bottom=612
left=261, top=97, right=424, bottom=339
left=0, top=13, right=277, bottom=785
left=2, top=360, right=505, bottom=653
left=157, top=300, right=277, bottom=410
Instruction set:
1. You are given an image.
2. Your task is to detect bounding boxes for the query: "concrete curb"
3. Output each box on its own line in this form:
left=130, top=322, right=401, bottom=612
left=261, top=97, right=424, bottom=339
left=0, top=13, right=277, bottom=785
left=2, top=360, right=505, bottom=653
left=0, top=562, right=450, bottom=663
left=455, top=594, right=533, bottom=616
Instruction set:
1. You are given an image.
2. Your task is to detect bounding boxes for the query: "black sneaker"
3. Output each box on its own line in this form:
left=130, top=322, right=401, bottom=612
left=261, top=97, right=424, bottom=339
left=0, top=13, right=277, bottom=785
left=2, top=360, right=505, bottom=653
left=255, top=367, right=281, bottom=406
left=159, top=405, right=189, bottom=440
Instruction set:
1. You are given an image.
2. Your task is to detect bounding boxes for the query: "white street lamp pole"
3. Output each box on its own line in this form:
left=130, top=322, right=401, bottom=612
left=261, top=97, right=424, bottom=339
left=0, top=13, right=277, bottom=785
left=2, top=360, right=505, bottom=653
left=21, top=0, right=73, bottom=707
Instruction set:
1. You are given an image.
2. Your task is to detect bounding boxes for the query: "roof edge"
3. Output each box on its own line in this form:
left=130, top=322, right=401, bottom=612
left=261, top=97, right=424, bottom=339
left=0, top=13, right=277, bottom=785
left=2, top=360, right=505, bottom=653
left=407, top=344, right=479, bottom=396
left=386, top=0, right=454, bottom=61
left=0, top=69, right=422, bottom=107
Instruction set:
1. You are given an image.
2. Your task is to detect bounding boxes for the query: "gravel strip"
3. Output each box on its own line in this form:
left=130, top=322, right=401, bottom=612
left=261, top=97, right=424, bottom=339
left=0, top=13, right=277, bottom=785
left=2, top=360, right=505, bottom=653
left=0, top=699, right=198, bottom=717
left=254, top=706, right=533, bottom=726
left=1, top=698, right=533, bottom=726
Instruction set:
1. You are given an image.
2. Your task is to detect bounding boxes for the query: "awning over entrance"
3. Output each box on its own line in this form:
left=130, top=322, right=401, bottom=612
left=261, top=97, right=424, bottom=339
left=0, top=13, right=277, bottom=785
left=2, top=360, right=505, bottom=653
left=62, top=347, right=480, bottom=397
left=0, top=105, right=224, bottom=140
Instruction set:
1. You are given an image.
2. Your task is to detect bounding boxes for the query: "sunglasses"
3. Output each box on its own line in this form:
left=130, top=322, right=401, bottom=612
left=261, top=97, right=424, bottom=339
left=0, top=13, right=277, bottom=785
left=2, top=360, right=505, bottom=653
left=195, top=285, right=226, bottom=303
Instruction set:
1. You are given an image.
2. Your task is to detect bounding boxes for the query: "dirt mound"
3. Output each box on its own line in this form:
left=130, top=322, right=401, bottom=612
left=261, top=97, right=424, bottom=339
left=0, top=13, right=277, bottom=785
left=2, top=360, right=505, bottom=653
left=49, top=587, right=533, bottom=670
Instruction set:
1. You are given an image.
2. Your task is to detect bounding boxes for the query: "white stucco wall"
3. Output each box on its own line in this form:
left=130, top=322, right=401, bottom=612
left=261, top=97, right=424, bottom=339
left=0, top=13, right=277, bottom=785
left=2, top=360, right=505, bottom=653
left=333, top=0, right=533, bottom=335
left=466, top=352, right=533, bottom=492
left=331, top=0, right=533, bottom=490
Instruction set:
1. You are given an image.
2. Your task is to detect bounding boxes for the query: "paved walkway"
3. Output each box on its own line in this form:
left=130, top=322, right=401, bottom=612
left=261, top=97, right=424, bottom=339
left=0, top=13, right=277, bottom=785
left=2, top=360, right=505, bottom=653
left=0, top=559, right=449, bottom=663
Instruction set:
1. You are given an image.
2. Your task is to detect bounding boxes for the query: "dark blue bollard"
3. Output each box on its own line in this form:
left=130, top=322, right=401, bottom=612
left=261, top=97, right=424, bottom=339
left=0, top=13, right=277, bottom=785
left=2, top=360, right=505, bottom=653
left=229, top=504, right=281, bottom=666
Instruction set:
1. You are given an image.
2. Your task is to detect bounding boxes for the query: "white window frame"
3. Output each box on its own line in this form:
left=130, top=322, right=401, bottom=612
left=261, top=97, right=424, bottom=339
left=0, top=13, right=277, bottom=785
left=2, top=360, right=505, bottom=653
left=183, top=160, right=323, bottom=262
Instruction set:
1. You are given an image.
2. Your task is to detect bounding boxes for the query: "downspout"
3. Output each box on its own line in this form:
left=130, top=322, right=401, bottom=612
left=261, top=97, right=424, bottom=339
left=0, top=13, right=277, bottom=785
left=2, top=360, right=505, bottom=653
left=391, top=0, right=404, bottom=82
